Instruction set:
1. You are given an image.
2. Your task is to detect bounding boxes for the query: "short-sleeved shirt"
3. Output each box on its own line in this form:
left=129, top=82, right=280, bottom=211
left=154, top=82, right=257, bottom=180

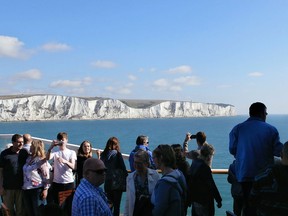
left=50, top=148, right=76, bottom=184
left=0, top=147, right=23, bottom=189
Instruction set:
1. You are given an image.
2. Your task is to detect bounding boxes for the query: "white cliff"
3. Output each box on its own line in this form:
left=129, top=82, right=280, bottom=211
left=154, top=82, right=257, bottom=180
left=0, top=95, right=236, bottom=121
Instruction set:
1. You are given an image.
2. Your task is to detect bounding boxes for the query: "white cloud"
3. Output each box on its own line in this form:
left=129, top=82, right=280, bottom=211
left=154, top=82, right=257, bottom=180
left=126, top=82, right=134, bottom=88
left=13, top=69, right=42, bottom=80
left=152, top=76, right=201, bottom=93
left=167, top=65, right=192, bottom=74
left=153, top=78, right=169, bottom=88
left=118, top=87, right=132, bottom=94
left=105, top=85, right=132, bottom=95
left=170, top=85, right=182, bottom=91
left=152, top=79, right=183, bottom=92
left=82, top=77, right=93, bottom=85
left=67, top=88, right=85, bottom=94
left=91, top=60, right=117, bottom=69
left=0, top=35, right=31, bottom=59
left=50, top=77, right=92, bottom=88
left=217, top=84, right=232, bottom=88
left=248, top=72, right=263, bottom=77
left=41, top=42, right=71, bottom=52
left=50, top=80, right=82, bottom=88
left=173, top=76, right=201, bottom=86
left=105, top=86, right=114, bottom=91
left=128, top=74, right=137, bottom=81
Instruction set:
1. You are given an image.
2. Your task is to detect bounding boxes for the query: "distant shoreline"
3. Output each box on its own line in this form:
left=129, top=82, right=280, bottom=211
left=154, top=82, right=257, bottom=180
left=0, top=94, right=234, bottom=109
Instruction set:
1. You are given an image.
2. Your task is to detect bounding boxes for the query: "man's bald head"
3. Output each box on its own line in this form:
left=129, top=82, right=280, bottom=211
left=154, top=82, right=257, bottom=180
left=23, top=134, right=32, bottom=144
left=83, top=158, right=105, bottom=174
left=83, top=158, right=107, bottom=186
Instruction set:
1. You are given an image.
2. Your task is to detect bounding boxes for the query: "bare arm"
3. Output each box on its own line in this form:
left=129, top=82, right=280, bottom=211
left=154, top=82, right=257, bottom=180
left=58, top=157, right=75, bottom=170
left=46, top=141, right=58, bottom=160
left=183, top=132, right=191, bottom=153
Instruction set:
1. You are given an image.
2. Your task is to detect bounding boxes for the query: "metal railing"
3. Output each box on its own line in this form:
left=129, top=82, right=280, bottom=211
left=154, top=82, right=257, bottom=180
left=0, top=134, right=228, bottom=174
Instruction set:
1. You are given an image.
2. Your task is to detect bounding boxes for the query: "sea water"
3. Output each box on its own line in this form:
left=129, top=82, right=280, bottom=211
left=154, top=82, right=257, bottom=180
left=0, top=115, right=287, bottom=215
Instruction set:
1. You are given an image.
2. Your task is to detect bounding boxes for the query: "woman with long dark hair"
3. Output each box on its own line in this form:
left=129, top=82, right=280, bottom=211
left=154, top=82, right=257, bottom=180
left=101, top=137, right=128, bottom=216
left=76, top=140, right=93, bottom=186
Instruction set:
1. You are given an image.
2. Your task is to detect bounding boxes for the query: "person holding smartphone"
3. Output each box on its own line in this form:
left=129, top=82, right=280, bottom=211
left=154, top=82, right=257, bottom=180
left=46, top=132, right=76, bottom=205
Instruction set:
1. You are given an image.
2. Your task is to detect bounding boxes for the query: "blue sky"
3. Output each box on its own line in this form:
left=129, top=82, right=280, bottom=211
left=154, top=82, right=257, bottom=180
left=0, top=1, right=287, bottom=114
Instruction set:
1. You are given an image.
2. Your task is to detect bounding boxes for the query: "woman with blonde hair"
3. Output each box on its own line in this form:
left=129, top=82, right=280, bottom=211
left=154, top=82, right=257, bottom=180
left=22, top=139, right=51, bottom=216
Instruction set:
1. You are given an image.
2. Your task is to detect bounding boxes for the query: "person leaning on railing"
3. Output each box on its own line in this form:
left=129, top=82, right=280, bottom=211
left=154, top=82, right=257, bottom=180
left=46, top=132, right=76, bottom=205
left=229, top=102, right=283, bottom=215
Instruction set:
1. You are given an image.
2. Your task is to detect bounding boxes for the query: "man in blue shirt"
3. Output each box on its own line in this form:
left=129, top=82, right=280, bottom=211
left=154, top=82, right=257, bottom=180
left=72, top=158, right=112, bottom=216
left=229, top=102, right=283, bottom=215
left=129, top=135, right=156, bottom=172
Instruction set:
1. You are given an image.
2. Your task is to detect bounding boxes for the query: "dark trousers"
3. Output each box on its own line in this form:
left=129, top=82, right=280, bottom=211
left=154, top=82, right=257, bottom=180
left=241, top=182, right=256, bottom=216
left=233, top=196, right=244, bottom=216
left=48, top=182, right=74, bottom=205
left=23, top=188, right=43, bottom=216
left=106, top=190, right=123, bottom=216
left=192, top=200, right=215, bottom=216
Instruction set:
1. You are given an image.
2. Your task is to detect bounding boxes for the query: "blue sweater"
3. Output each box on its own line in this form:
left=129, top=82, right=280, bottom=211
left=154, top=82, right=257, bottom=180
left=229, top=117, right=283, bottom=182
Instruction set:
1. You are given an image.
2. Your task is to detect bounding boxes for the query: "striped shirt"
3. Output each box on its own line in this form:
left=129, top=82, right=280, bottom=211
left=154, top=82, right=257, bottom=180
left=72, top=178, right=112, bottom=216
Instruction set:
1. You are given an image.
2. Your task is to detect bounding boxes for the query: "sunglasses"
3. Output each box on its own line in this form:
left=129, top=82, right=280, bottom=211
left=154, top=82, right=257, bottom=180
left=88, top=168, right=107, bottom=175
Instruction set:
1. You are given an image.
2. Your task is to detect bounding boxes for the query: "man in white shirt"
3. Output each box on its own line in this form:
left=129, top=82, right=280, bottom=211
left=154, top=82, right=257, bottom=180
left=46, top=132, right=76, bottom=205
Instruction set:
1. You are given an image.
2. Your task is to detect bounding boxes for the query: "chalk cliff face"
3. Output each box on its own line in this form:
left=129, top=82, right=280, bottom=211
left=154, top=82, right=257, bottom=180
left=0, top=95, right=236, bottom=121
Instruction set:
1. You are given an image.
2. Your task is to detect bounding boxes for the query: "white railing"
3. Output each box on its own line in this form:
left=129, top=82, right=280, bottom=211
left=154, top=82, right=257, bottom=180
left=0, top=134, right=228, bottom=174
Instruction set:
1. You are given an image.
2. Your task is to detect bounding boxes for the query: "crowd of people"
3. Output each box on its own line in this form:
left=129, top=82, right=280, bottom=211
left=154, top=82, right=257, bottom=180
left=0, top=102, right=287, bottom=216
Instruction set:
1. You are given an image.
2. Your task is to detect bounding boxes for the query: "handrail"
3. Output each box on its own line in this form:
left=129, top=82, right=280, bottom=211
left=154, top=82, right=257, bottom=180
left=0, top=134, right=228, bottom=174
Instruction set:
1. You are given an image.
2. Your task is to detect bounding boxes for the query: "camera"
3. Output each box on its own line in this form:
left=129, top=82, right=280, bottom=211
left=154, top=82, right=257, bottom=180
left=56, top=141, right=64, bottom=146
left=190, top=135, right=197, bottom=139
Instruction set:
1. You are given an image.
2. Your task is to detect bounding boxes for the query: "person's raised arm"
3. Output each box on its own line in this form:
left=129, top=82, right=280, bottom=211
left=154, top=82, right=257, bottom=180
left=46, top=140, right=57, bottom=160
left=183, top=132, right=191, bottom=154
